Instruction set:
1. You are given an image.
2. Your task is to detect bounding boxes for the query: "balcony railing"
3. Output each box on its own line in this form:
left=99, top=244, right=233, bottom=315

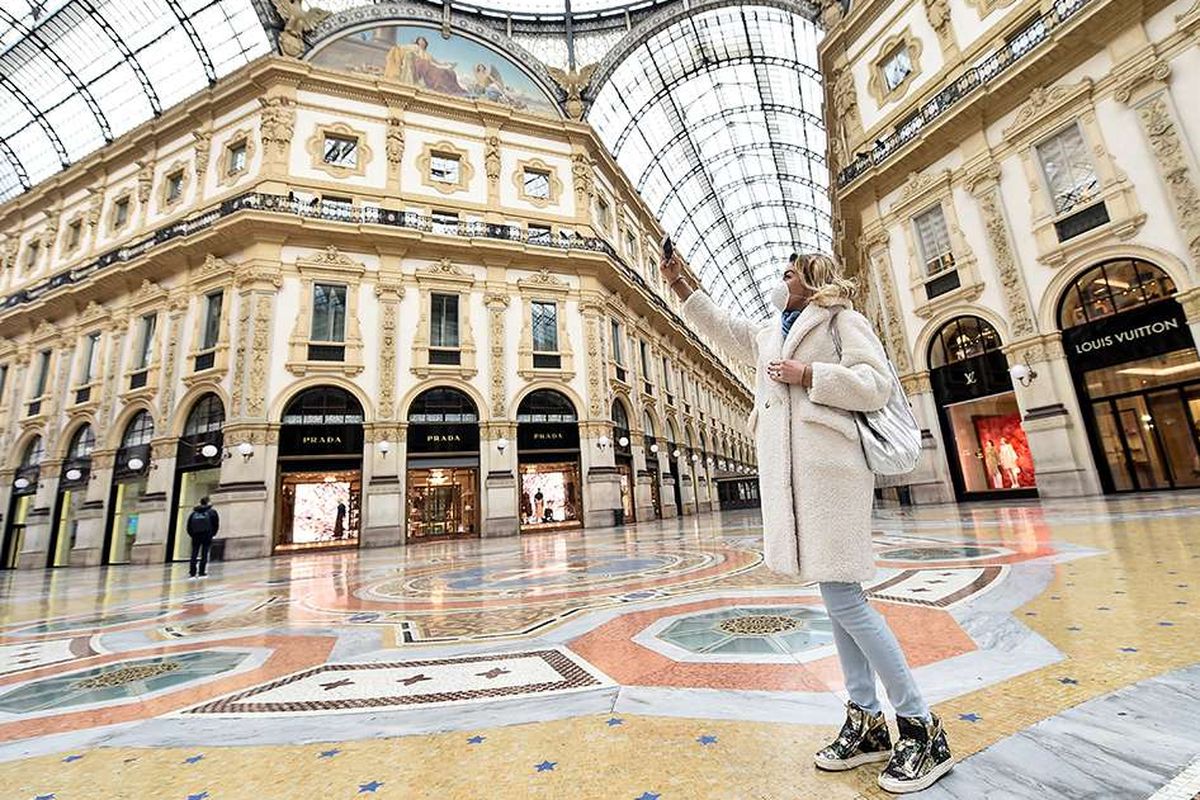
left=1, top=191, right=750, bottom=396
left=837, top=0, right=1093, bottom=189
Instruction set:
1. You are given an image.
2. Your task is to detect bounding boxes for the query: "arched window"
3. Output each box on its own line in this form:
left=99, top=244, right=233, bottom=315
left=67, top=425, right=95, bottom=460
left=21, top=436, right=44, bottom=469
left=699, top=431, right=708, bottom=454
left=121, top=411, right=155, bottom=448
left=282, top=386, right=364, bottom=425
left=642, top=411, right=657, bottom=438
left=611, top=399, right=630, bottom=432
left=929, top=316, right=1003, bottom=369
left=184, top=394, right=225, bottom=437
left=408, top=387, right=478, bottom=423
left=517, top=390, right=577, bottom=423
left=667, top=420, right=680, bottom=445
left=1059, top=259, right=1176, bottom=329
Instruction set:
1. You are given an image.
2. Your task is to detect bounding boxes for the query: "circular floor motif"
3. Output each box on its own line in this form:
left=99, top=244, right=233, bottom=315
left=361, top=546, right=747, bottom=602
left=878, top=545, right=1004, bottom=562
left=658, top=606, right=834, bottom=656
left=0, top=650, right=249, bottom=715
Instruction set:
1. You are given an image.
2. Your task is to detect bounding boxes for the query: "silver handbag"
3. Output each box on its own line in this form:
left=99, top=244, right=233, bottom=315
left=828, top=311, right=921, bottom=476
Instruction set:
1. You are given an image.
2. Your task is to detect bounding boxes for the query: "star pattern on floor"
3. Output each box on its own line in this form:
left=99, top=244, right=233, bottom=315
left=183, top=754, right=204, bottom=764
left=535, top=761, right=556, bottom=772
left=318, top=749, right=341, bottom=759
left=467, top=736, right=486, bottom=744
left=958, top=713, right=982, bottom=723
left=357, top=780, right=384, bottom=793
left=697, top=735, right=718, bottom=745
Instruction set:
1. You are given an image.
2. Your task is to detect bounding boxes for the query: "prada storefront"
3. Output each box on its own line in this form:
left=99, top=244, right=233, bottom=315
left=405, top=387, right=480, bottom=541
left=611, top=399, right=636, bottom=524
left=275, top=387, right=363, bottom=552
left=517, top=390, right=582, bottom=533
left=1060, top=260, right=1200, bottom=492
left=929, top=316, right=1038, bottom=500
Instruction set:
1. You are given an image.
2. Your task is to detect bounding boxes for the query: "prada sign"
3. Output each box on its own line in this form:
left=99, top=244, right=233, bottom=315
left=1063, top=300, right=1193, bottom=373
left=280, top=424, right=364, bottom=457
left=518, top=423, right=580, bottom=452
left=408, top=423, right=480, bottom=455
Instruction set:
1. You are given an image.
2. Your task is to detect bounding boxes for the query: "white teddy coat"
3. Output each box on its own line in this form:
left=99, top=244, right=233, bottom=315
left=683, top=291, right=892, bottom=583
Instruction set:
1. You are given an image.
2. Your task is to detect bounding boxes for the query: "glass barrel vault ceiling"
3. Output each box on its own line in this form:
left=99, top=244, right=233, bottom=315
left=0, top=0, right=272, bottom=202
left=588, top=5, right=830, bottom=321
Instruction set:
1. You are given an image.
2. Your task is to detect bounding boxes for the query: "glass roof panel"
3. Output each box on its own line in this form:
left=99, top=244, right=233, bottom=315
left=588, top=4, right=830, bottom=321
left=0, top=0, right=271, bottom=203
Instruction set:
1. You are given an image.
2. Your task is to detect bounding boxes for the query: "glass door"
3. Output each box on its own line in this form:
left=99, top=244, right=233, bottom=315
left=1148, top=389, right=1200, bottom=488
left=1091, top=401, right=1135, bottom=492
left=1114, top=396, right=1171, bottom=490
left=406, top=467, right=478, bottom=540
left=107, top=479, right=146, bottom=564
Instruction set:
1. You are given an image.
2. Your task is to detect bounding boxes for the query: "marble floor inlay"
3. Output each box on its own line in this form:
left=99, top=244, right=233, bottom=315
left=1, top=492, right=1198, bottom=798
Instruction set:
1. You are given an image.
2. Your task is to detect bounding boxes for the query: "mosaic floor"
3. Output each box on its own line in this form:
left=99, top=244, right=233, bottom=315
left=2, top=493, right=1199, bottom=799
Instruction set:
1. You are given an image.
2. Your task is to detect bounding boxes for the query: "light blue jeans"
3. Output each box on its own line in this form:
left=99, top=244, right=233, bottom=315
left=819, top=582, right=930, bottom=720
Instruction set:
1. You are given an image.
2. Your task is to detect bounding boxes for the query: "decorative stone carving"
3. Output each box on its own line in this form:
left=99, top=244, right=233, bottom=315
left=546, top=64, right=597, bottom=120
left=858, top=231, right=913, bottom=374
left=272, top=0, right=330, bottom=58
left=231, top=291, right=251, bottom=416
left=484, top=135, right=501, bottom=184
left=968, top=164, right=1037, bottom=338
left=485, top=293, right=509, bottom=419
left=518, top=268, right=567, bottom=288
left=0, top=237, right=16, bottom=271
left=386, top=116, right=404, bottom=166
left=159, top=305, right=185, bottom=424
left=900, top=170, right=936, bottom=201
left=1133, top=94, right=1200, bottom=268
left=1113, top=57, right=1171, bottom=105
left=246, top=294, right=273, bottom=418
left=86, top=189, right=103, bottom=228
left=1003, top=82, right=1090, bottom=141
left=136, top=160, right=154, bottom=204
left=584, top=313, right=605, bottom=419
left=571, top=150, right=595, bottom=208
left=375, top=280, right=404, bottom=420
left=924, top=0, right=956, bottom=55
left=193, top=131, right=212, bottom=180
left=423, top=257, right=465, bottom=277
left=259, top=96, right=297, bottom=156
left=831, top=67, right=864, bottom=145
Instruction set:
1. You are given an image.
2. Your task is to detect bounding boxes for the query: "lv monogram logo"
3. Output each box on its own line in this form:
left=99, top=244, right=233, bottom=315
left=964, top=371, right=977, bottom=385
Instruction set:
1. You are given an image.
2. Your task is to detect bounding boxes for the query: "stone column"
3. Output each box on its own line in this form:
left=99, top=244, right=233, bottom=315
left=899, top=373, right=955, bottom=504
left=483, top=423, right=518, bottom=537
left=363, top=422, right=404, bottom=549
left=582, top=421, right=621, bottom=529
left=632, top=434, right=656, bottom=522
left=1180, top=288, right=1200, bottom=351
left=16, top=471, right=57, bottom=569
left=71, top=449, right=113, bottom=567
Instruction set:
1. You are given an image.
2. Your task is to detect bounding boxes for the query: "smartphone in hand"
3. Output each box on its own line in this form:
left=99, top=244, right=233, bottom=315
left=662, top=235, right=674, bottom=262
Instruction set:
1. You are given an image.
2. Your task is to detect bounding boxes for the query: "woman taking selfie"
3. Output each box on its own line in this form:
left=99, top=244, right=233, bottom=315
left=661, top=248, right=952, bottom=794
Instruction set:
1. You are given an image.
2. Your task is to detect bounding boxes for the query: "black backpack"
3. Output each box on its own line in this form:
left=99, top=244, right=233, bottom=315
left=186, top=508, right=211, bottom=536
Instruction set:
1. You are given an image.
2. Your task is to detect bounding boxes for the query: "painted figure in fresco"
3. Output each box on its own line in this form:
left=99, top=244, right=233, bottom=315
left=998, top=437, right=1021, bottom=488
left=385, top=36, right=464, bottom=95
left=983, top=439, right=1001, bottom=489
left=470, top=63, right=526, bottom=109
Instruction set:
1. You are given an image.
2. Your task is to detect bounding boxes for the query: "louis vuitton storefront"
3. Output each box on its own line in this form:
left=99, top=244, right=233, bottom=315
left=405, top=387, right=480, bottom=541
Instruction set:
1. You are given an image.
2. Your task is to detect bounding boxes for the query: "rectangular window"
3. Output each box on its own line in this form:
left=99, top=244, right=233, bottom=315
left=67, top=220, right=82, bottom=251
left=166, top=171, right=184, bottom=203
left=640, top=340, right=653, bottom=394
left=227, top=141, right=247, bottom=175
left=80, top=332, right=100, bottom=384
left=596, top=196, right=612, bottom=231
left=432, top=210, right=459, bottom=236
left=913, top=205, right=955, bottom=276
left=528, top=224, right=552, bottom=244
left=430, top=154, right=460, bottom=184
left=661, top=356, right=672, bottom=393
left=201, top=291, right=223, bottom=350
left=1036, top=124, right=1099, bottom=216
left=625, top=231, right=637, bottom=258
left=114, top=197, right=130, bottom=228
left=431, top=293, right=460, bottom=349
left=532, top=301, right=558, bottom=353
left=323, top=135, right=358, bottom=168
left=136, top=313, right=157, bottom=370
left=881, top=45, right=913, bottom=91
left=610, top=320, right=624, bottom=365
left=311, top=284, right=347, bottom=343
left=32, top=350, right=50, bottom=398
left=524, top=169, right=551, bottom=199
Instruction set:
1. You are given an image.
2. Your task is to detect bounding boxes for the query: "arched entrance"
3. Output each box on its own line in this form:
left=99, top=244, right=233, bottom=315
left=516, top=389, right=582, bottom=532
left=642, top=410, right=663, bottom=519
left=929, top=316, right=1038, bottom=500
left=104, top=411, right=154, bottom=565
left=4, top=437, right=44, bottom=569
left=167, top=394, right=225, bottom=562
left=47, top=425, right=94, bottom=567
left=405, top=387, right=480, bottom=541
left=276, top=386, right=364, bottom=551
left=611, top=399, right=635, bottom=524
left=1058, top=259, right=1200, bottom=492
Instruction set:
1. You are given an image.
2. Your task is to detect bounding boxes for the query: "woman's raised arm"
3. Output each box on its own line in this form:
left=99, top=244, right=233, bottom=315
left=661, top=252, right=762, bottom=366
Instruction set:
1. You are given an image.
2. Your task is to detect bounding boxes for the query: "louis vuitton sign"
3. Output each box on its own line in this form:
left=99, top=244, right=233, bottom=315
left=1063, top=300, right=1193, bottom=373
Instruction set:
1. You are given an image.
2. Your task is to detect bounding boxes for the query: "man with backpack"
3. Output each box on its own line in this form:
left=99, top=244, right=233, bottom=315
left=186, top=496, right=220, bottom=578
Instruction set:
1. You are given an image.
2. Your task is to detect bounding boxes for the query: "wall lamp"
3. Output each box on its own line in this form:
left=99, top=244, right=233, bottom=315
left=235, top=442, right=254, bottom=462
left=597, top=435, right=610, bottom=451
left=378, top=440, right=391, bottom=457
left=13, top=477, right=30, bottom=490
left=618, top=436, right=629, bottom=448
left=126, top=456, right=156, bottom=472
left=496, top=437, right=509, bottom=454
left=1009, top=354, right=1039, bottom=387
left=649, top=443, right=659, bottom=454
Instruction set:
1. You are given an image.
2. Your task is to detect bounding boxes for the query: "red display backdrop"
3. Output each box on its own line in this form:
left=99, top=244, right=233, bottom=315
left=972, top=413, right=1038, bottom=489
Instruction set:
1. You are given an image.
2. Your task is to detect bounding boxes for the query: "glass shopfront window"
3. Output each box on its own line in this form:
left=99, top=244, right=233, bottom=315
left=405, top=387, right=480, bottom=541
left=930, top=317, right=1038, bottom=499
left=105, top=412, right=154, bottom=565
left=1059, top=260, right=1200, bottom=493
left=517, top=390, right=582, bottom=532
left=169, top=394, right=225, bottom=561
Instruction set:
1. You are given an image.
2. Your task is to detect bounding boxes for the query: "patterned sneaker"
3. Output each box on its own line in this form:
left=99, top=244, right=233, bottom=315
left=813, top=702, right=893, bottom=771
left=877, top=713, right=953, bottom=793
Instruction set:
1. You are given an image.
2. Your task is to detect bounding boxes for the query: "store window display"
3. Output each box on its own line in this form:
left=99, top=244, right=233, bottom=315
left=929, top=316, right=1038, bottom=499
left=405, top=387, right=480, bottom=540
left=169, top=394, right=225, bottom=561
left=516, top=390, right=582, bottom=532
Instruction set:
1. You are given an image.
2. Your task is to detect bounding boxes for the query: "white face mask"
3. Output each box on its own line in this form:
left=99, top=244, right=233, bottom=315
left=768, top=281, right=792, bottom=312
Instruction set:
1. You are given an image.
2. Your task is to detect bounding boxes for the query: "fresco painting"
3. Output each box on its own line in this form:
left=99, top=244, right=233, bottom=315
left=311, top=24, right=560, bottom=117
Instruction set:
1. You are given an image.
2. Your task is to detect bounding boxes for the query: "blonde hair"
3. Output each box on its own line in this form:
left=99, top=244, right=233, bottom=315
left=792, top=252, right=857, bottom=307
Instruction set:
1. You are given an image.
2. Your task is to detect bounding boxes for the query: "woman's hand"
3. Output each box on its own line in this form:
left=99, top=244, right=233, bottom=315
left=660, top=251, right=684, bottom=284
left=767, top=359, right=812, bottom=387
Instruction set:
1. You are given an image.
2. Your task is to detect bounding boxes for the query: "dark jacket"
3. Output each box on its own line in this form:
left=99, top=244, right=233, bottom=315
left=187, top=504, right=220, bottom=538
